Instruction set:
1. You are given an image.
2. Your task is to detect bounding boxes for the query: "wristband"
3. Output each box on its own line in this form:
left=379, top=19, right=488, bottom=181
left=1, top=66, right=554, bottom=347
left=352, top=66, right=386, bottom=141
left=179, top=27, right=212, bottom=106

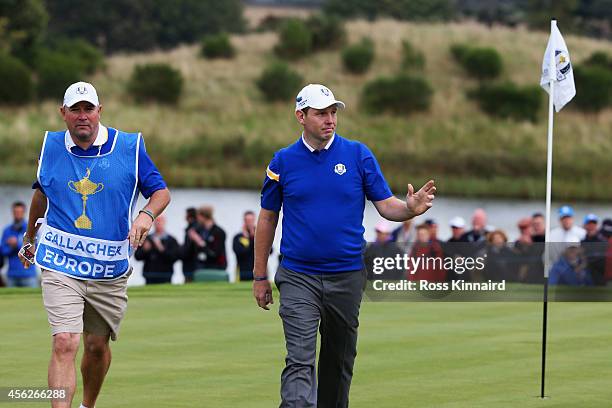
left=139, top=209, right=156, bottom=222
left=254, top=275, right=268, bottom=282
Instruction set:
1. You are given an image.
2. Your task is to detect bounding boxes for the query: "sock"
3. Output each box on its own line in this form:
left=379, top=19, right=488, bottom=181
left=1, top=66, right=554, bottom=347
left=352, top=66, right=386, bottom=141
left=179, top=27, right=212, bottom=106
left=80, top=404, right=89, bottom=408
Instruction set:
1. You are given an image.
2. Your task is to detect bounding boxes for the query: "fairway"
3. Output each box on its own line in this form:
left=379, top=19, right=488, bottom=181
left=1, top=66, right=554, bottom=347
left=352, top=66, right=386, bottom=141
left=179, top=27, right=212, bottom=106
left=1, top=283, right=611, bottom=407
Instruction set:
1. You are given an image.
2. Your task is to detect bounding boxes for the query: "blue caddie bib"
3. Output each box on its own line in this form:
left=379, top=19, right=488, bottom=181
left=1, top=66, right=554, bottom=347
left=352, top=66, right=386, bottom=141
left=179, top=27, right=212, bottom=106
left=35, top=128, right=141, bottom=280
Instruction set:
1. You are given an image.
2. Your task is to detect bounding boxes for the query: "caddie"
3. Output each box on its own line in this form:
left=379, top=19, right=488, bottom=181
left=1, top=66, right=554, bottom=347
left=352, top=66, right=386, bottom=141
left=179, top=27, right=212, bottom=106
left=19, top=81, right=170, bottom=408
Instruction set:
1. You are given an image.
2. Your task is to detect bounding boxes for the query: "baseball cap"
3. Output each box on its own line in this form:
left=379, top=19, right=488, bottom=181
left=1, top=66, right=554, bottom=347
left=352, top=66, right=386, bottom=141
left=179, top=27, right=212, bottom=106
left=558, top=205, right=574, bottom=218
left=63, top=81, right=99, bottom=108
left=374, top=220, right=393, bottom=234
left=583, top=213, right=598, bottom=224
left=449, top=216, right=465, bottom=229
left=295, top=84, right=345, bottom=112
left=424, top=218, right=437, bottom=226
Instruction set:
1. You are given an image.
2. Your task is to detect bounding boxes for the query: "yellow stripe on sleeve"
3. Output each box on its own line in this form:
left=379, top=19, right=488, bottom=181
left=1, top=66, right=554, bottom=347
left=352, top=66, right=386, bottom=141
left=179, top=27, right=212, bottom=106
left=266, top=167, right=280, bottom=182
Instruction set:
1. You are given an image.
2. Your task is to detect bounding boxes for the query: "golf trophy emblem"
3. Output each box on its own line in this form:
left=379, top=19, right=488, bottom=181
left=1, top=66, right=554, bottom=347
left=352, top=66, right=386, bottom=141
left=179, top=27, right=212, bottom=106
left=68, top=168, right=104, bottom=229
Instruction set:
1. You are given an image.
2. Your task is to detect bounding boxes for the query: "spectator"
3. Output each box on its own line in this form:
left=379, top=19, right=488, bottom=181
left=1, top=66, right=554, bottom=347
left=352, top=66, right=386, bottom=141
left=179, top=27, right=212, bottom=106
left=549, top=246, right=592, bottom=286
left=1, top=201, right=37, bottom=287
left=134, top=215, right=180, bottom=284
left=364, top=220, right=404, bottom=280
left=443, top=216, right=466, bottom=281
left=460, top=208, right=488, bottom=243
left=408, top=224, right=445, bottom=282
left=548, top=205, right=586, bottom=264
left=531, top=212, right=546, bottom=242
left=599, top=219, right=612, bottom=285
left=514, top=217, right=543, bottom=283
left=180, top=207, right=198, bottom=283
left=188, top=205, right=227, bottom=270
left=483, top=230, right=515, bottom=282
left=447, top=217, right=466, bottom=243
left=233, top=210, right=256, bottom=281
left=424, top=218, right=441, bottom=244
left=391, top=219, right=414, bottom=254
left=581, top=214, right=607, bottom=285
left=459, top=208, right=488, bottom=262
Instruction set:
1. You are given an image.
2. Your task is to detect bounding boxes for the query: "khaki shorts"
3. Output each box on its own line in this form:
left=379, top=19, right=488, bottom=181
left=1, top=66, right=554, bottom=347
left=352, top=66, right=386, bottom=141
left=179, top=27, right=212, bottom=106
left=41, top=269, right=130, bottom=341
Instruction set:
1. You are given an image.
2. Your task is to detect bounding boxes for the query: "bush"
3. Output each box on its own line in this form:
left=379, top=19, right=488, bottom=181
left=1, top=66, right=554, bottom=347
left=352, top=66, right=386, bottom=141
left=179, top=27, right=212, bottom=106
left=127, top=64, right=184, bottom=105
left=573, top=65, right=612, bottom=112
left=256, top=62, right=303, bottom=102
left=342, top=38, right=375, bottom=74
left=361, top=74, right=433, bottom=115
left=307, top=14, right=346, bottom=51
left=452, top=45, right=503, bottom=80
left=469, top=82, right=542, bottom=122
left=200, top=33, right=235, bottom=59
left=0, top=53, right=34, bottom=105
left=274, top=19, right=312, bottom=60
left=583, top=51, right=612, bottom=70
left=401, top=40, right=425, bottom=71
left=450, top=44, right=470, bottom=62
left=50, top=38, right=105, bottom=74
left=36, top=51, right=84, bottom=100
left=256, top=15, right=293, bottom=32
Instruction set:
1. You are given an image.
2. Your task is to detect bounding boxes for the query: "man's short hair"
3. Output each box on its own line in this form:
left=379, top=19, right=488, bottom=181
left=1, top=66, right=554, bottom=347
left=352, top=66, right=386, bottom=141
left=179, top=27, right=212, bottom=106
left=532, top=212, right=544, bottom=218
left=197, top=205, right=214, bottom=220
left=300, top=107, right=310, bottom=115
left=244, top=210, right=255, bottom=217
left=12, top=201, right=26, bottom=209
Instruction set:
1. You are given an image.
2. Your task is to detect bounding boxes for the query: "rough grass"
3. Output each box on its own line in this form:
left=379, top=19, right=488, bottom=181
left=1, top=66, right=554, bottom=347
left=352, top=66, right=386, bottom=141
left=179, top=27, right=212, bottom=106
left=0, top=18, right=611, bottom=200
left=1, top=283, right=612, bottom=407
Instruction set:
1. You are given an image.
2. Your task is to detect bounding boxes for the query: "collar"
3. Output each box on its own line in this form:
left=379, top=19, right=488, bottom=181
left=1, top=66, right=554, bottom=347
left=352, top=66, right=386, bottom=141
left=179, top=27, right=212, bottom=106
left=301, top=133, right=335, bottom=152
left=65, top=124, right=108, bottom=150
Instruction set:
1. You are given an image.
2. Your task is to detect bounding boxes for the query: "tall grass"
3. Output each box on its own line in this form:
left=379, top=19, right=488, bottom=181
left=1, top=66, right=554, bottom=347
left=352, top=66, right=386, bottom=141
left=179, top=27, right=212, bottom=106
left=0, top=19, right=611, bottom=200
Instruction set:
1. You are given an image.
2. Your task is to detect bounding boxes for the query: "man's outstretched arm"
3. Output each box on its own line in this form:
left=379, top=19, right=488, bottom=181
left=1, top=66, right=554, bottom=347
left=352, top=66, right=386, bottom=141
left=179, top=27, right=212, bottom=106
left=374, top=180, right=436, bottom=222
left=253, top=208, right=279, bottom=310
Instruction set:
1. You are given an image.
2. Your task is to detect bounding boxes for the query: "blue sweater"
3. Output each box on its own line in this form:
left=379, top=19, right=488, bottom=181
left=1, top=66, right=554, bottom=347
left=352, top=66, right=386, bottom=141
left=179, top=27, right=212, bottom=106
left=261, top=134, right=392, bottom=274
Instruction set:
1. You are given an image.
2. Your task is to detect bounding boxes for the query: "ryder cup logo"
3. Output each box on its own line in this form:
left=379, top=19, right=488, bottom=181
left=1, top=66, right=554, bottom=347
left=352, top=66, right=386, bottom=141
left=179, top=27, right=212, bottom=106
left=554, top=50, right=572, bottom=81
left=334, top=163, right=346, bottom=175
left=321, top=87, right=330, bottom=96
left=76, top=86, right=88, bottom=95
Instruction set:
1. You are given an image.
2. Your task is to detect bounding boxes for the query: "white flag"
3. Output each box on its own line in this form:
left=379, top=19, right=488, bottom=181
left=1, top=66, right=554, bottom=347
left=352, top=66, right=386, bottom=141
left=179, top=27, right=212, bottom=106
left=540, top=20, right=576, bottom=112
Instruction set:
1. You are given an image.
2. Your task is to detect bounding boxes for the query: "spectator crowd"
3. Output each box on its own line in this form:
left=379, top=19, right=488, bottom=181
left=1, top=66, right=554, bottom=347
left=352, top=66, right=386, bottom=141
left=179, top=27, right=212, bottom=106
left=365, top=206, right=612, bottom=287
left=2, top=201, right=612, bottom=288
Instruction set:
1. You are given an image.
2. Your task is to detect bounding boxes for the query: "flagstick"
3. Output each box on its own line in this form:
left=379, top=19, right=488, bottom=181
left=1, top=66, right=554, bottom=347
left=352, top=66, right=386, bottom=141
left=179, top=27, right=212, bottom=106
left=540, top=20, right=557, bottom=398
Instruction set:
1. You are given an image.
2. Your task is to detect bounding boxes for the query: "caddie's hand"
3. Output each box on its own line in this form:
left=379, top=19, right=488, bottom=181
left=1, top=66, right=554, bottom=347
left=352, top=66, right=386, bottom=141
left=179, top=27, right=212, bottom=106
left=406, top=179, right=436, bottom=217
left=18, top=243, right=35, bottom=269
left=253, top=279, right=274, bottom=310
left=128, top=213, right=154, bottom=249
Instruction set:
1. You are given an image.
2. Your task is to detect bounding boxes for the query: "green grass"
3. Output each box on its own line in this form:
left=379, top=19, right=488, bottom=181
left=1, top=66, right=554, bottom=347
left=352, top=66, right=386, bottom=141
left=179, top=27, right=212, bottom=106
left=0, top=18, right=611, bottom=200
left=1, top=283, right=612, bottom=407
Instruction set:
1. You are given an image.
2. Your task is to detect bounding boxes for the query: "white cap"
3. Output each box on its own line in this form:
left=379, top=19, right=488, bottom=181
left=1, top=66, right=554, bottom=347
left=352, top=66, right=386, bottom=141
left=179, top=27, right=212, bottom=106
left=295, top=84, right=345, bottom=111
left=63, top=81, right=99, bottom=107
left=449, top=216, right=466, bottom=229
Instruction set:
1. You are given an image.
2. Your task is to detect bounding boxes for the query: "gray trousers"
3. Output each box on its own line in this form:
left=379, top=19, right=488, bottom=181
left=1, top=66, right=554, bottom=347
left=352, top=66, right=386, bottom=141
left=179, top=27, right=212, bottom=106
left=275, top=265, right=365, bottom=408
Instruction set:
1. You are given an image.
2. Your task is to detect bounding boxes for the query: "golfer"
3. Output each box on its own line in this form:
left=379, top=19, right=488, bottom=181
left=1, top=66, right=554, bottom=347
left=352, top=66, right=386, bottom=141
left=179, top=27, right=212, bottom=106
left=19, top=81, right=170, bottom=408
left=253, top=84, right=436, bottom=407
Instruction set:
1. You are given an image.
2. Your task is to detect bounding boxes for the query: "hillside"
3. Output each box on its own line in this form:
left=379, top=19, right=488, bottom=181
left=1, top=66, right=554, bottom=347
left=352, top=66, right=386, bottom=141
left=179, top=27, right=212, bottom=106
left=1, top=19, right=611, bottom=200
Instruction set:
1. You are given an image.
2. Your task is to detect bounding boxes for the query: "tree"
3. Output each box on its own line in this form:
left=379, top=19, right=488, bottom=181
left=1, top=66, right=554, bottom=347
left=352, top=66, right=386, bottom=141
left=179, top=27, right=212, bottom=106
left=0, top=0, right=48, bottom=64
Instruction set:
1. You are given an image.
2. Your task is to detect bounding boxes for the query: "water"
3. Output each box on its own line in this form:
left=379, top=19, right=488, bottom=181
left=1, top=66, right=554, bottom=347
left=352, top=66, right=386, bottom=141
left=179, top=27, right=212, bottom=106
left=1, top=185, right=611, bottom=286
